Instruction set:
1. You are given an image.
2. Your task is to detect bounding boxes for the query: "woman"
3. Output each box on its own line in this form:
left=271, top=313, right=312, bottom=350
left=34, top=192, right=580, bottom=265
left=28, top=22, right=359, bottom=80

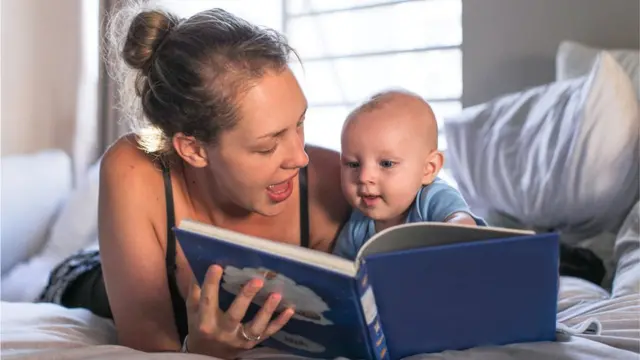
left=39, top=2, right=349, bottom=359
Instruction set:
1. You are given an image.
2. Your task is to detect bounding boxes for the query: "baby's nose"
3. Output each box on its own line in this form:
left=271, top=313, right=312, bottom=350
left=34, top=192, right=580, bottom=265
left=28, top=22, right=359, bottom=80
left=357, top=165, right=376, bottom=184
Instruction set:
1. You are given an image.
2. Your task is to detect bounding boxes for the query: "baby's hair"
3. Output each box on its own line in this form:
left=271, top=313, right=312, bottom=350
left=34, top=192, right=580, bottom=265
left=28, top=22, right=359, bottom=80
left=342, top=88, right=439, bottom=148
left=345, top=88, right=423, bottom=120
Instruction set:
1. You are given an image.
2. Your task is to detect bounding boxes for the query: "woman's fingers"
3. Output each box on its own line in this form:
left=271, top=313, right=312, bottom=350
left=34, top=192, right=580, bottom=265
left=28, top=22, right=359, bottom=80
left=244, top=292, right=283, bottom=337
left=187, top=265, right=293, bottom=350
left=263, top=307, right=296, bottom=338
left=186, top=274, right=202, bottom=314
left=185, top=266, right=298, bottom=357
left=221, top=278, right=264, bottom=331
left=198, top=265, right=223, bottom=327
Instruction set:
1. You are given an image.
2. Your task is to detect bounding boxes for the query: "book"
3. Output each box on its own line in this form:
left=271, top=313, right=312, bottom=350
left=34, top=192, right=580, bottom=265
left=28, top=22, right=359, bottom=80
left=174, top=220, right=559, bottom=360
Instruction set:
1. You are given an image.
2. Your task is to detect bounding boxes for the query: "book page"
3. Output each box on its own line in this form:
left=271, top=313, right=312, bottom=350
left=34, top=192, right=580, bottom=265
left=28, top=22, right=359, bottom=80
left=179, top=219, right=358, bottom=277
left=356, top=222, right=534, bottom=260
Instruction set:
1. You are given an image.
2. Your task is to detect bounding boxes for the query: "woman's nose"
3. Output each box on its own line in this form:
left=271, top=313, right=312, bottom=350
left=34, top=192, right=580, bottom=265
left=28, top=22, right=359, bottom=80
left=283, top=133, right=309, bottom=169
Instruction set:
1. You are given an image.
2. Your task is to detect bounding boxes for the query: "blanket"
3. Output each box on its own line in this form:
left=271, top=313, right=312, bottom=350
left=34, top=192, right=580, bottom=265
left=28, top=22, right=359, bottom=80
left=2, top=202, right=638, bottom=360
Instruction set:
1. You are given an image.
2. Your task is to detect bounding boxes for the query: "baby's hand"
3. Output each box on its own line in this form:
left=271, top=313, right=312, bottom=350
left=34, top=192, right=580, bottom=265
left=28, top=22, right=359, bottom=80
left=444, top=212, right=478, bottom=226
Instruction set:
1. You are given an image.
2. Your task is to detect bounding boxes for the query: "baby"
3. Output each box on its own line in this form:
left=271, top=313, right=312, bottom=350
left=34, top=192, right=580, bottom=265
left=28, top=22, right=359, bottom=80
left=333, top=89, right=486, bottom=260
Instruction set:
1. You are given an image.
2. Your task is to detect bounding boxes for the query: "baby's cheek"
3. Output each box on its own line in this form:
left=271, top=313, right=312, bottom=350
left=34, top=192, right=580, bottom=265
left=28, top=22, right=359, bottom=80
left=340, top=178, right=356, bottom=194
left=342, top=188, right=354, bottom=202
left=392, top=181, right=421, bottom=205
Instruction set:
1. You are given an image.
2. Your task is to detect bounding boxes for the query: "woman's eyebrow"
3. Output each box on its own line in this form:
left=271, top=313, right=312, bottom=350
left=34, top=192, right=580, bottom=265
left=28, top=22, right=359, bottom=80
left=257, top=128, right=287, bottom=139
left=257, top=106, right=308, bottom=139
left=299, top=106, right=308, bottom=119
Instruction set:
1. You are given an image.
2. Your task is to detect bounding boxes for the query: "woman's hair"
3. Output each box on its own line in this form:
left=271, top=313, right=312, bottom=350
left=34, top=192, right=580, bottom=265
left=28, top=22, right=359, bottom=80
left=106, top=0, right=296, bottom=156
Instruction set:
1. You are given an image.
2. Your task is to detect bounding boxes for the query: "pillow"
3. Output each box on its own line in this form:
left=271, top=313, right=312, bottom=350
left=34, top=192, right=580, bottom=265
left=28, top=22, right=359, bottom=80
left=556, top=40, right=639, bottom=99
left=41, top=159, right=101, bottom=260
left=1, top=160, right=101, bottom=302
left=444, top=52, right=639, bottom=238
left=0, top=150, right=72, bottom=275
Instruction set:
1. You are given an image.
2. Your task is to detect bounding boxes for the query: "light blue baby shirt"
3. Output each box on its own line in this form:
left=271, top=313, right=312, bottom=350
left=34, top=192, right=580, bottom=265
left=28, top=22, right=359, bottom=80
left=332, top=178, right=487, bottom=260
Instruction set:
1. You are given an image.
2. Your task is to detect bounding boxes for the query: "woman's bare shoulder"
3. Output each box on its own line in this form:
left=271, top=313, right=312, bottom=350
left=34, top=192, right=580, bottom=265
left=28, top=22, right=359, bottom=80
left=306, top=145, right=350, bottom=230
left=100, top=134, right=164, bottom=190
left=98, top=134, right=169, bottom=252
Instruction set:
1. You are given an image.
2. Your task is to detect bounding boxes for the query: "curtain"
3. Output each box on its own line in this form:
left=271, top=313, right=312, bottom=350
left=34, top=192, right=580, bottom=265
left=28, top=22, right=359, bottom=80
left=70, top=0, right=128, bottom=183
left=97, top=0, right=127, bottom=156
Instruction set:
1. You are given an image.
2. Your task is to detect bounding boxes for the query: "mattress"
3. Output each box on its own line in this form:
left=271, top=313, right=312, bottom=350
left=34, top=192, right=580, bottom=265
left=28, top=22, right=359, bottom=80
left=2, top=203, right=638, bottom=360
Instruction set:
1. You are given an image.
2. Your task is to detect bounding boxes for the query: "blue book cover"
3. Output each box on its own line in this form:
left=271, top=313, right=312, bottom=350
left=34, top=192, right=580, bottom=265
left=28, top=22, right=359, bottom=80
left=174, top=220, right=558, bottom=360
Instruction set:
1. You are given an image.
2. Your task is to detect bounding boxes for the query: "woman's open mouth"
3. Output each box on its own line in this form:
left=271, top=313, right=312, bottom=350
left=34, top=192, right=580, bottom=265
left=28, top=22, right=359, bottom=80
left=266, top=174, right=296, bottom=203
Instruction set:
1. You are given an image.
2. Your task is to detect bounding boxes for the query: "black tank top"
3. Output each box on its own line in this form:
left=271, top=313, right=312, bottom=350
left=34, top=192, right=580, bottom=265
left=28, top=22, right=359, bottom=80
left=161, top=164, right=311, bottom=344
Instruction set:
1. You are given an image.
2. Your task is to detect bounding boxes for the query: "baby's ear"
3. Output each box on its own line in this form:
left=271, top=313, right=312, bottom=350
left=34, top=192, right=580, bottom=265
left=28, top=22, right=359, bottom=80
left=422, top=150, right=444, bottom=185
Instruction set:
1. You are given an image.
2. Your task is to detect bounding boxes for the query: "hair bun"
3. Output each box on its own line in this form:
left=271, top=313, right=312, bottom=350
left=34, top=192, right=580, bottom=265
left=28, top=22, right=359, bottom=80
left=122, top=10, right=180, bottom=72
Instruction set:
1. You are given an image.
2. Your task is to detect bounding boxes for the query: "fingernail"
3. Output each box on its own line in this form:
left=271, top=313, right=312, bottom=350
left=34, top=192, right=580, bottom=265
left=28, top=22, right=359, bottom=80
left=270, top=293, right=282, bottom=302
left=252, top=279, right=264, bottom=289
left=210, top=265, right=222, bottom=275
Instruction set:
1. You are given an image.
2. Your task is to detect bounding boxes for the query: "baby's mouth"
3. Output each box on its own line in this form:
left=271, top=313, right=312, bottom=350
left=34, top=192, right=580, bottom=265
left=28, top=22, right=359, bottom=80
left=360, top=194, right=381, bottom=207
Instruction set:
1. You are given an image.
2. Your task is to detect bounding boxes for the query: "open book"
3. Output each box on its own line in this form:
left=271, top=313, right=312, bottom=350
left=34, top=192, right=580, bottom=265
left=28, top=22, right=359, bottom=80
left=174, top=220, right=559, bottom=360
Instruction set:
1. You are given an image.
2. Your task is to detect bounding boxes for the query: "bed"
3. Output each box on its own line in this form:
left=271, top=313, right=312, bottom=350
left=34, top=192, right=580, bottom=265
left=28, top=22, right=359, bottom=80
left=1, top=42, right=639, bottom=360
left=1, top=200, right=638, bottom=360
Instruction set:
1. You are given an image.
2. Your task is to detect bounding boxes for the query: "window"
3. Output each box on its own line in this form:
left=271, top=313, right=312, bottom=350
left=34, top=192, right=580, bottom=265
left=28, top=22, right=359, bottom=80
left=155, top=0, right=462, bottom=153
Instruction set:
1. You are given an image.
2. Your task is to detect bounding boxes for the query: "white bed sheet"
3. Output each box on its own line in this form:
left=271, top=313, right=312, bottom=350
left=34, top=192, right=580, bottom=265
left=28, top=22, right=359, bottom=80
left=2, top=203, right=638, bottom=360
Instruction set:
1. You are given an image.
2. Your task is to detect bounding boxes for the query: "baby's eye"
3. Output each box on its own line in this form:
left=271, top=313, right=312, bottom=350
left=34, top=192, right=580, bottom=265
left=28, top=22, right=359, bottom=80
left=379, top=160, right=395, bottom=168
left=344, top=161, right=360, bottom=169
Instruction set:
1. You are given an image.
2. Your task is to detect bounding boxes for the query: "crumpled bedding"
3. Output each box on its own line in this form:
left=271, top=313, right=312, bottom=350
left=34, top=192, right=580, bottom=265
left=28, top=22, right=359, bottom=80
left=2, top=202, right=638, bottom=360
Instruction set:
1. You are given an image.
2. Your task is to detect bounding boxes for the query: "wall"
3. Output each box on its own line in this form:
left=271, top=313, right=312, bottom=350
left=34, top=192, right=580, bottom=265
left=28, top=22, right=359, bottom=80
left=1, top=0, right=82, bottom=156
left=462, top=0, right=640, bottom=107
left=2, top=0, right=638, bottom=155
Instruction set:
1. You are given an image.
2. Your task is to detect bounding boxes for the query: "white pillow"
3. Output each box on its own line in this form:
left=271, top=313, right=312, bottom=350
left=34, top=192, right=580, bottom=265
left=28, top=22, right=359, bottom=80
left=557, top=40, right=639, bottom=99
left=41, top=159, right=101, bottom=260
left=444, top=52, right=639, bottom=237
left=1, top=160, right=101, bottom=302
left=0, top=150, right=72, bottom=275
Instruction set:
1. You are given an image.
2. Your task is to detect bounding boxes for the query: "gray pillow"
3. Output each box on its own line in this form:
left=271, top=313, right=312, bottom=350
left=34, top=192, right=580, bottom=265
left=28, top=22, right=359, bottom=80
left=557, top=40, right=639, bottom=100
left=444, top=52, right=639, bottom=237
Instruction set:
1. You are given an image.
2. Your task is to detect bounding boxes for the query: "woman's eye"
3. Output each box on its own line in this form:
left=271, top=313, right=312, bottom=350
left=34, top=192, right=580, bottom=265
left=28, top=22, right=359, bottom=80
left=258, top=146, right=277, bottom=154
left=380, top=160, right=395, bottom=168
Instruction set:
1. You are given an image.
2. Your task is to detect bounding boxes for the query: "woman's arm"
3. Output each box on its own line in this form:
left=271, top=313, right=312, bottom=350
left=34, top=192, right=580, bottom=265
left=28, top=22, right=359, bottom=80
left=98, top=138, right=182, bottom=351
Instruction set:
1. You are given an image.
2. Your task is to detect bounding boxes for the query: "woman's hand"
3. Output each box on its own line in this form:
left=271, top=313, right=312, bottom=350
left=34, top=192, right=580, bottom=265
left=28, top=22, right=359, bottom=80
left=185, top=265, right=295, bottom=359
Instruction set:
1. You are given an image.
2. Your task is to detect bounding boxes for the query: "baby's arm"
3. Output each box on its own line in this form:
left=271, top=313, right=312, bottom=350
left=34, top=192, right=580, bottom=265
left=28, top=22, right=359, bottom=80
left=332, top=223, right=358, bottom=260
left=420, top=179, right=486, bottom=226
left=444, top=211, right=478, bottom=226
left=332, top=211, right=367, bottom=260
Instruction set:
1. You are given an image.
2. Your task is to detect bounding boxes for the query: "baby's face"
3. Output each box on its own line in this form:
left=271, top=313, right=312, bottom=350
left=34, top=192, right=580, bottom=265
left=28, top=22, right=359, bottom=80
left=340, top=110, right=429, bottom=223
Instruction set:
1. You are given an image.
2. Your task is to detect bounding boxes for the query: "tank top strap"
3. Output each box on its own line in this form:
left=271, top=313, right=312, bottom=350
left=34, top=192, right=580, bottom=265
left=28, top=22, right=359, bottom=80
left=299, top=165, right=310, bottom=248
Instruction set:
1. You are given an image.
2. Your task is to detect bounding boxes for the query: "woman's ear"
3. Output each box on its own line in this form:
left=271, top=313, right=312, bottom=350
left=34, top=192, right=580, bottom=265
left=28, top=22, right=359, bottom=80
left=422, top=150, right=444, bottom=185
left=173, top=133, right=208, bottom=168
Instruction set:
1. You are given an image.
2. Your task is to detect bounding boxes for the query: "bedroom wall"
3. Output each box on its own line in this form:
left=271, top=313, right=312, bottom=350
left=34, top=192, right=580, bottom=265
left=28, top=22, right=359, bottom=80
left=462, top=0, right=640, bottom=107
left=1, top=0, right=638, bottom=155
left=1, top=0, right=82, bottom=156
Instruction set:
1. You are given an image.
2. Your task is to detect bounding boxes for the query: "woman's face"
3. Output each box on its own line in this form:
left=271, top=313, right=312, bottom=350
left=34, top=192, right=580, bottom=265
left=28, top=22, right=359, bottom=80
left=206, top=67, right=309, bottom=216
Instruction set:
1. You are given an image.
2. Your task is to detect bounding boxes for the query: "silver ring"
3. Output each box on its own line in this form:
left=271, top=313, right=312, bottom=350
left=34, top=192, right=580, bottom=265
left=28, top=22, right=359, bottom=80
left=240, top=324, right=262, bottom=342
